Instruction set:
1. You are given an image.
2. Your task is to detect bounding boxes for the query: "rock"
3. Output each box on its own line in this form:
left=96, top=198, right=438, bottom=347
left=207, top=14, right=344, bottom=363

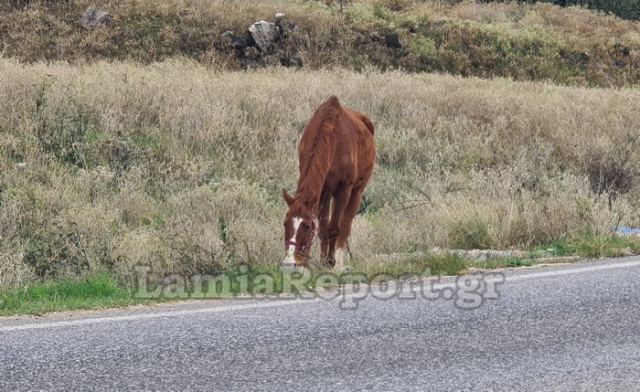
left=220, top=17, right=310, bottom=69
left=241, top=46, right=261, bottom=69
left=276, top=18, right=310, bottom=49
left=383, top=31, right=402, bottom=49
left=281, top=51, right=304, bottom=68
left=15, top=162, right=27, bottom=170
left=248, top=20, right=277, bottom=52
left=80, top=6, right=113, bottom=28
left=272, top=18, right=309, bottom=68
left=235, top=36, right=253, bottom=50
left=220, top=31, right=252, bottom=50
left=263, top=54, right=281, bottom=67
left=244, top=46, right=259, bottom=60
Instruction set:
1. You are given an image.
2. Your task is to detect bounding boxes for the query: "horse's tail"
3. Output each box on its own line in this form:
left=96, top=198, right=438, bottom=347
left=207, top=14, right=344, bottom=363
left=360, top=114, right=375, bottom=136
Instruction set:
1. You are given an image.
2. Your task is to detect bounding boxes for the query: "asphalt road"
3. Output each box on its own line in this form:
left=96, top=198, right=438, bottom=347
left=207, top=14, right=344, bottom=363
left=2, top=257, right=640, bottom=391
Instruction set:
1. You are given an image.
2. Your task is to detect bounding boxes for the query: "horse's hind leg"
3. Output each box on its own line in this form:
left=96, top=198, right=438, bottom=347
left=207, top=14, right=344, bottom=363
left=317, top=190, right=331, bottom=264
left=335, top=186, right=365, bottom=270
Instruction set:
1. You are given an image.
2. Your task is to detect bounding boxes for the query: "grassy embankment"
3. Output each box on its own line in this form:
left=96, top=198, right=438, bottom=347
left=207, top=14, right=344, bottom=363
left=2, top=0, right=640, bottom=314
left=2, top=235, right=639, bottom=316
left=2, top=61, right=640, bottom=316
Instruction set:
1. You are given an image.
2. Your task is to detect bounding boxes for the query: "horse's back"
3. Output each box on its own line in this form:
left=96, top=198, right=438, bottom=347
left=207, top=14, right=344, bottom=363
left=335, top=104, right=376, bottom=187
left=345, top=108, right=375, bottom=137
left=298, top=96, right=375, bottom=184
left=298, top=96, right=342, bottom=152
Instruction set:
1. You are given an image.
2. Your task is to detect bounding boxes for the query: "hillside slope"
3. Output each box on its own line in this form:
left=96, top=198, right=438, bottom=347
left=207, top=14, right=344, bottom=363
left=1, top=0, right=639, bottom=87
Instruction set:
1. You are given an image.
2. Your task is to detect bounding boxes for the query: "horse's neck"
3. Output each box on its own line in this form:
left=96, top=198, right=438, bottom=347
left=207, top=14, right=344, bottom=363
left=295, top=142, right=334, bottom=212
left=295, top=98, right=340, bottom=212
left=295, top=163, right=328, bottom=212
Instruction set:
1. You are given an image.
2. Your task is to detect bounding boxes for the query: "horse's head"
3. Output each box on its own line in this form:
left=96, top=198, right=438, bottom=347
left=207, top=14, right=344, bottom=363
left=282, top=189, right=317, bottom=268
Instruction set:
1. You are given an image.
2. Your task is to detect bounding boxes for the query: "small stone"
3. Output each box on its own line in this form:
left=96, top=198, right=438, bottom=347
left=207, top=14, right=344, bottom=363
left=275, top=12, right=286, bottom=19
left=15, top=162, right=27, bottom=170
left=80, top=6, right=113, bottom=28
left=244, top=46, right=259, bottom=60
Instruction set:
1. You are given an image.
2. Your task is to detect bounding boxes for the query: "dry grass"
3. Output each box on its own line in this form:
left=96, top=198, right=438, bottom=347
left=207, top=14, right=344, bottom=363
left=1, top=59, right=639, bottom=288
left=1, top=0, right=639, bottom=86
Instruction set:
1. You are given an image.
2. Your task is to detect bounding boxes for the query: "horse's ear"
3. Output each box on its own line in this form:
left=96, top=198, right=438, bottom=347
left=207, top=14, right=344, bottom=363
left=282, top=188, right=295, bottom=207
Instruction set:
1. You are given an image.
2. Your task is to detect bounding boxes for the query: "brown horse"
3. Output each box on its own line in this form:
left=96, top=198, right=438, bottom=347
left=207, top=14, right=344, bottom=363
left=282, top=96, right=375, bottom=270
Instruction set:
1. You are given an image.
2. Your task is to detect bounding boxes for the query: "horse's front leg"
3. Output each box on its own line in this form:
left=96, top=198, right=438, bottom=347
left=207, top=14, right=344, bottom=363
left=328, top=183, right=352, bottom=270
left=317, top=190, right=331, bottom=263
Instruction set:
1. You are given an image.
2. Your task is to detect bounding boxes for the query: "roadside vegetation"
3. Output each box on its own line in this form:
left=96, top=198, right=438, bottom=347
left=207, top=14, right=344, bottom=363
left=1, top=0, right=639, bottom=87
left=2, top=60, right=640, bottom=294
left=1, top=0, right=640, bottom=315
left=3, top=232, right=639, bottom=316
left=0, top=274, right=132, bottom=316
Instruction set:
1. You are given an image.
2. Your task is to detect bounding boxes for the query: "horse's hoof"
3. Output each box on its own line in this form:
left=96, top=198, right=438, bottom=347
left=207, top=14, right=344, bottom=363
left=320, top=257, right=335, bottom=269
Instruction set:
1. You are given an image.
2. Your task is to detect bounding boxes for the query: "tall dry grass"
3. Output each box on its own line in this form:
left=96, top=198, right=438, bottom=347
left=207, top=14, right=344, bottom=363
left=1, top=59, right=639, bottom=287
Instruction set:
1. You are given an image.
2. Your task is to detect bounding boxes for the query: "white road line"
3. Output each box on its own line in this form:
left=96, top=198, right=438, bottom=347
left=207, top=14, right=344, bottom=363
left=505, top=259, right=640, bottom=282
left=2, top=258, right=640, bottom=332
left=411, top=258, right=640, bottom=290
left=0, top=298, right=322, bottom=332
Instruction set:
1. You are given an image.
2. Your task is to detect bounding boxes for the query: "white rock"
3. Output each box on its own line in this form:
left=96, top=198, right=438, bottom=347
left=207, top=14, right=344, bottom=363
left=80, top=6, right=113, bottom=28
left=248, top=20, right=277, bottom=52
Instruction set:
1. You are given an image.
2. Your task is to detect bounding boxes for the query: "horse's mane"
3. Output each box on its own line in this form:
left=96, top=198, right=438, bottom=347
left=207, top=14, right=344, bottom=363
left=295, top=96, right=341, bottom=209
